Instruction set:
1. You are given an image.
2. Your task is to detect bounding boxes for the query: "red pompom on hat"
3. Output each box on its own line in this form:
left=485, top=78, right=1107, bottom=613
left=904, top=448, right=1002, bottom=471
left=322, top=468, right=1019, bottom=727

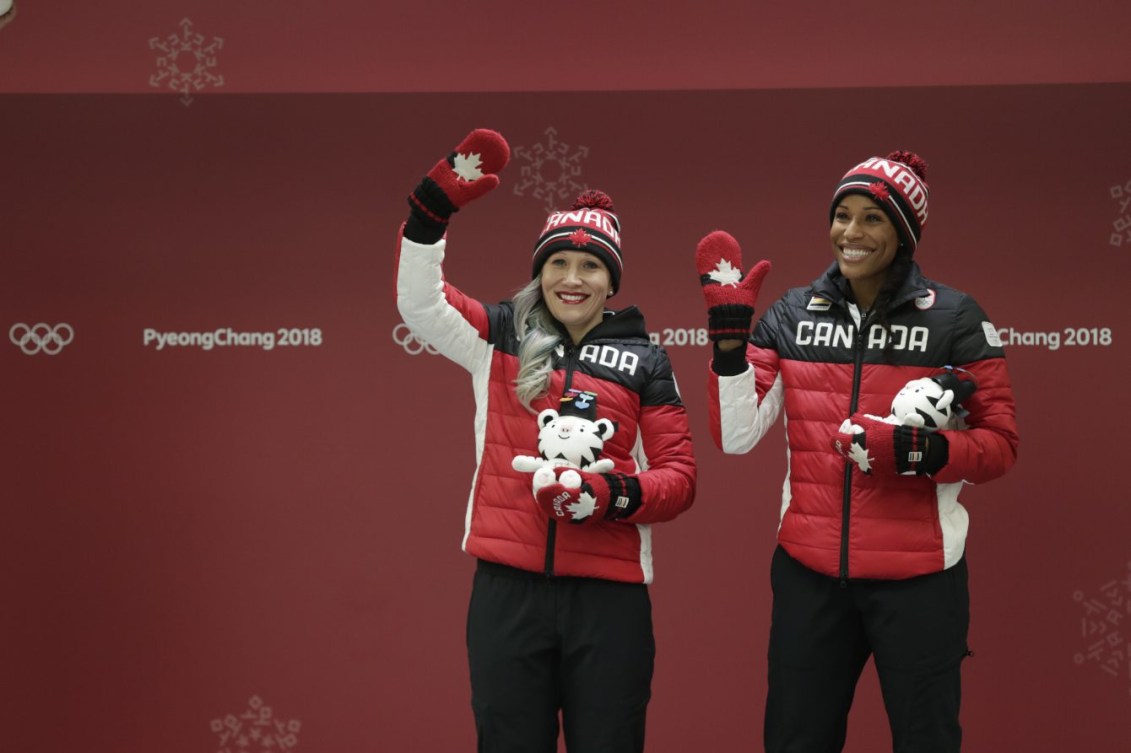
left=531, top=190, right=624, bottom=294
left=830, top=151, right=930, bottom=251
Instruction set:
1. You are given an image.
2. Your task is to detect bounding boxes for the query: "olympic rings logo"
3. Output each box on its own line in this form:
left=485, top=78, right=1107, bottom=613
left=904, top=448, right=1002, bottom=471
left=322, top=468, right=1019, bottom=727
left=392, top=323, right=439, bottom=356
left=9, top=323, right=75, bottom=355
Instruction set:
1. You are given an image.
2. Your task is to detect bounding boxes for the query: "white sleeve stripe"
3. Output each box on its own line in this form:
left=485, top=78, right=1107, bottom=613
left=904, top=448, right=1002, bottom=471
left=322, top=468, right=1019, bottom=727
left=396, top=237, right=492, bottom=372
left=719, top=368, right=783, bottom=453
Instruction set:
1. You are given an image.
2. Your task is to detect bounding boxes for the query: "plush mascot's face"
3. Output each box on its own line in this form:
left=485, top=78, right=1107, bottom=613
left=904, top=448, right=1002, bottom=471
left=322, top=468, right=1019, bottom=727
left=890, top=377, right=954, bottom=430
left=536, top=409, right=616, bottom=469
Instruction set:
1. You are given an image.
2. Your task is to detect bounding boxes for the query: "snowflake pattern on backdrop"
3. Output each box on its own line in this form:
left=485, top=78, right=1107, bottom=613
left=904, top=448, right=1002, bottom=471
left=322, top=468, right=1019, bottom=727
left=512, top=128, right=590, bottom=211
left=148, top=18, right=225, bottom=106
left=1073, top=560, right=1131, bottom=695
left=1110, top=178, right=1131, bottom=246
left=211, top=695, right=301, bottom=753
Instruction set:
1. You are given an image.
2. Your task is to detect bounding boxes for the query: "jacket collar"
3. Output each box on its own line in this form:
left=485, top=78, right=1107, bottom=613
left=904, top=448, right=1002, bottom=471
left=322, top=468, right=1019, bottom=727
left=551, top=305, right=649, bottom=345
left=810, top=261, right=931, bottom=314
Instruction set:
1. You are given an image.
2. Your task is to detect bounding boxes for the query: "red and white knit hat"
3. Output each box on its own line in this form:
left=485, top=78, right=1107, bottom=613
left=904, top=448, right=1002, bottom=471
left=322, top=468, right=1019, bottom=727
left=531, top=190, right=623, bottom=293
left=830, top=151, right=930, bottom=251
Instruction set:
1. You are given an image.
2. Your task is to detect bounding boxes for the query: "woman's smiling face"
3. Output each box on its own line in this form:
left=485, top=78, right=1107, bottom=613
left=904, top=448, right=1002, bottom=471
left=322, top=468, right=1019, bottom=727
left=829, top=193, right=900, bottom=308
left=540, top=250, right=611, bottom=343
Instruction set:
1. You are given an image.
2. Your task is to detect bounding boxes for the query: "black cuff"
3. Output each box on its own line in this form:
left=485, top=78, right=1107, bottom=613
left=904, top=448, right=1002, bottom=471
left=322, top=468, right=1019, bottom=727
left=921, top=431, right=949, bottom=475
left=707, top=303, right=754, bottom=341
left=893, top=426, right=949, bottom=475
left=602, top=473, right=642, bottom=520
left=411, top=176, right=458, bottom=219
left=404, top=208, right=446, bottom=244
left=711, top=342, right=749, bottom=376
left=404, top=177, right=458, bottom=244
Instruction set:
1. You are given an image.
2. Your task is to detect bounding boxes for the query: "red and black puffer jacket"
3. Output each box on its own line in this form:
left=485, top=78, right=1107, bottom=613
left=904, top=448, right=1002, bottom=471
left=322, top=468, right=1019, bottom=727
left=709, top=262, right=1018, bottom=581
left=397, top=235, right=696, bottom=584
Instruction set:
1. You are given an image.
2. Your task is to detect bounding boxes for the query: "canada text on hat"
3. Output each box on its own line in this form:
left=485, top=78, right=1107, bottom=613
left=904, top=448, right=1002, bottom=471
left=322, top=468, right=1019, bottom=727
left=533, top=210, right=622, bottom=272
left=832, top=153, right=930, bottom=250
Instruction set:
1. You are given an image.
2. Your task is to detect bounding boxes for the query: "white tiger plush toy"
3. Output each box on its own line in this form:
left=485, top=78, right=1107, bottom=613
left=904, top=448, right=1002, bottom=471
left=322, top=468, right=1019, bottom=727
left=512, top=389, right=617, bottom=500
left=837, top=370, right=976, bottom=475
left=841, top=370, right=975, bottom=437
left=886, top=370, right=976, bottom=430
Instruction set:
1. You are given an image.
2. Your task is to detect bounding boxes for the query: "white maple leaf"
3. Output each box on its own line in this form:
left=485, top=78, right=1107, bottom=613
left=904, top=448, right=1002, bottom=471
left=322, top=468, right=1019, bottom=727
left=708, top=259, right=743, bottom=286
left=848, top=441, right=873, bottom=474
left=452, top=151, right=485, bottom=181
left=567, top=490, right=599, bottom=521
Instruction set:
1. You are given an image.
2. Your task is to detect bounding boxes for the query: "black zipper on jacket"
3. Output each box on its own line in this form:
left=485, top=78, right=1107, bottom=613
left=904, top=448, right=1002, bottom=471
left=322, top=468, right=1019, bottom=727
left=839, top=308, right=870, bottom=587
left=543, top=341, right=580, bottom=577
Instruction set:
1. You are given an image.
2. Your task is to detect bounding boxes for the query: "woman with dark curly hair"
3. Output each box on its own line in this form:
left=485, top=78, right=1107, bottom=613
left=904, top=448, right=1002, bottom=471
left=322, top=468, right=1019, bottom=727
left=696, top=151, right=1019, bottom=753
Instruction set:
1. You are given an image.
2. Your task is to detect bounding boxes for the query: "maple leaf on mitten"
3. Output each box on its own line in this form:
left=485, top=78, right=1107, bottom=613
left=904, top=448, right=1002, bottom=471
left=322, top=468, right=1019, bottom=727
left=535, top=469, right=605, bottom=525
left=446, top=129, right=510, bottom=186
left=405, top=129, right=511, bottom=242
left=833, top=415, right=945, bottom=476
left=833, top=418, right=875, bottom=474
left=695, top=230, right=771, bottom=341
left=532, top=468, right=641, bottom=525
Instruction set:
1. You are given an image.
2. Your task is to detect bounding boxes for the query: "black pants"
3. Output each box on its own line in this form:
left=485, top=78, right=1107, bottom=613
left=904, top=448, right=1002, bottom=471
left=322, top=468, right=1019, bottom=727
left=467, top=559, right=655, bottom=753
left=765, top=546, right=970, bottom=753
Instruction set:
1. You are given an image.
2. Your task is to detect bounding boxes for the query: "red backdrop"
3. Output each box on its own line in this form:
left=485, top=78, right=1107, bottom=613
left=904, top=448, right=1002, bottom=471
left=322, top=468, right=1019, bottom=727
left=2, top=4, right=1130, bottom=752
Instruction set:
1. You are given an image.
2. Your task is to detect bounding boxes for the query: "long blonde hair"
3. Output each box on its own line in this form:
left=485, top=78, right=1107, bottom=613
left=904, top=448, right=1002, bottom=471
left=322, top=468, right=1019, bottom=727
left=512, top=278, right=561, bottom=412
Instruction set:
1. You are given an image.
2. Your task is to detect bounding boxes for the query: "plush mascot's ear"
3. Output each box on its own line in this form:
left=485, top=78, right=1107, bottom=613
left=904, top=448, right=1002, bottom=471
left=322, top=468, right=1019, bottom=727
left=594, top=418, right=617, bottom=442
left=537, top=409, right=559, bottom=428
left=935, top=389, right=955, bottom=412
left=932, top=371, right=976, bottom=406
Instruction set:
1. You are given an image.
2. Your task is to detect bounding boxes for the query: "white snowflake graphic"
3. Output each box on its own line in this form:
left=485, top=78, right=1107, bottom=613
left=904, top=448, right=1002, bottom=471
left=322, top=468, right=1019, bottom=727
left=708, top=259, right=744, bottom=286
left=211, top=695, right=302, bottom=753
left=511, top=127, right=590, bottom=211
left=148, top=18, right=225, bottom=107
left=1110, top=179, right=1131, bottom=247
left=1072, top=561, right=1131, bottom=694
